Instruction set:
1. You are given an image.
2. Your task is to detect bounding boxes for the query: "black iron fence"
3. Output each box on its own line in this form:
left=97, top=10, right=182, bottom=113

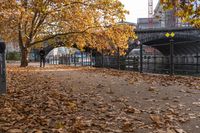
left=47, top=52, right=94, bottom=66
left=5, top=51, right=200, bottom=76
left=48, top=52, right=200, bottom=76
left=125, top=54, right=200, bottom=76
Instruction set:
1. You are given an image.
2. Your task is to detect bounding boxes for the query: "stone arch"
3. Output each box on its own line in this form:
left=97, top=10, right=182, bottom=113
left=128, top=32, right=200, bottom=56
left=139, top=33, right=199, bottom=45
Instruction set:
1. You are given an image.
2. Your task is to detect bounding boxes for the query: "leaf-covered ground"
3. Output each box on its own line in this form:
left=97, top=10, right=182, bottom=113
left=0, top=64, right=200, bottom=133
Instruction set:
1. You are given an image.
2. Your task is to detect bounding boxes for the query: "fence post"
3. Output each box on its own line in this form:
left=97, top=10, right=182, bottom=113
left=196, top=53, right=199, bottom=73
left=102, top=49, right=104, bottom=68
left=66, top=55, right=69, bottom=65
left=140, top=43, right=143, bottom=73
left=62, top=55, right=64, bottom=64
left=94, top=52, right=97, bottom=67
left=154, top=56, right=156, bottom=72
left=81, top=52, right=83, bottom=66
left=90, top=50, right=92, bottom=66
left=117, top=47, right=120, bottom=70
left=56, top=56, right=57, bottom=64
left=170, top=39, right=174, bottom=75
left=86, top=52, right=88, bottom=66
left=69, top=54, right=71, bottom=66
left=133, top=56, right=135, bottom=70
left=86, top=53, right=89, bottom=66
left=0, top=41, right=6, bottom=94
left=147, top=56, right=150, bottom=70
left=65, top=55, right=67, bottom=65
left=74, top=54, right=76, bottom=66
left=127, top=55, right=130, bottom=70
left=53, top=56, right=55, bottom=64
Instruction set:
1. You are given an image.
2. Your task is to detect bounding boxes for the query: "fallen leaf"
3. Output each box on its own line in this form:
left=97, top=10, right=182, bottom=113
left=150, top=114, right=164, bottom=126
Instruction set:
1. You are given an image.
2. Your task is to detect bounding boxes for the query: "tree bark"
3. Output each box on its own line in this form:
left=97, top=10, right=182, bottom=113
left=20, top=47, right=29, bottom=67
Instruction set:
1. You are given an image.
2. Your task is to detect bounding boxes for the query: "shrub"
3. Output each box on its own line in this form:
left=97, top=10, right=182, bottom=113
left=6, top=52, right=21, bottom=61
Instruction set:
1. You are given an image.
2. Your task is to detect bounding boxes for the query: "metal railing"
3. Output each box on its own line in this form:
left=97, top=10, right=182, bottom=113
left=47, top=52, right=94, bottom=67
left=6, top=50, right=200, bottom=76
left=125, top=55, right=200, bottom=76
left=48, top=53, right=200, bottom=76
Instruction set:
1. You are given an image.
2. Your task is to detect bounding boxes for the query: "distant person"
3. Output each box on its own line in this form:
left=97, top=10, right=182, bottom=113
left=39, top=47, right=45, bottom=67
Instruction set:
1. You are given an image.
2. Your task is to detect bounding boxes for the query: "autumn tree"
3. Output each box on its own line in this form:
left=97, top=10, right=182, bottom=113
left=0, top=0, right=135, bottom=67
left=161, top=0, right=200, bottom=27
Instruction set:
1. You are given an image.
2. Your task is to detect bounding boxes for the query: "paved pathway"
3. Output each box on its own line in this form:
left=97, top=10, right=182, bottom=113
left=0, top=64, right=199, bottom=133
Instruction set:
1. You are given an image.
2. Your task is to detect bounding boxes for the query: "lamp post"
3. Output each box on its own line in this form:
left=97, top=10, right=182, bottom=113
left=165, top=32, right=175, bottom=75
left=0, top=41, right=6, bottom=94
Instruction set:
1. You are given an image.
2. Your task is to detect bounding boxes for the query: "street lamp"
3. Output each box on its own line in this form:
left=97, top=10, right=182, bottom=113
left=165, top=32, right=175, bottom=75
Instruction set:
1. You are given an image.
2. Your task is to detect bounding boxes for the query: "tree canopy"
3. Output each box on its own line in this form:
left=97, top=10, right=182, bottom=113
left=0, top=0, right=135, bottom=66
left=160, top=0, right=200, bottom=28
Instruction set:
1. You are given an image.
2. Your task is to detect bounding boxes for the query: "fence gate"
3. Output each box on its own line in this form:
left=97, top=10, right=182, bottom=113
left=0, top=41, right=6, bottom=94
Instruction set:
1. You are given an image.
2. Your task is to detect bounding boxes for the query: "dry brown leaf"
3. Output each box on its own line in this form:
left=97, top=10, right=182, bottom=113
left=167, top=128, right=176, bottom=133
left=174, top=128, right=187, bottom=133
left=7, top=129, right=23, bottom=133
left=150, top=114, right=164, bottom=125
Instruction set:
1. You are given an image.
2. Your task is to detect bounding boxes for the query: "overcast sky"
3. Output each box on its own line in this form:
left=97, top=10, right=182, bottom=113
left=119, top=0, right=159, bottom=23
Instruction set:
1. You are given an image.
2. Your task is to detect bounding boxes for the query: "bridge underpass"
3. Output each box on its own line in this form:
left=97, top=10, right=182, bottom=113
left=130, top=27, right=200, bottom=75
left=134, top=27, right=200, bottom=55
left=142, top=38, right=200, bottom=56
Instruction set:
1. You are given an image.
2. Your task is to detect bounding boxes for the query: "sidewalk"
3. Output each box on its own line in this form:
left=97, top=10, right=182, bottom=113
left=0, top=65, right=200, bottom=132
left=7, top=61, right=41, bottom=67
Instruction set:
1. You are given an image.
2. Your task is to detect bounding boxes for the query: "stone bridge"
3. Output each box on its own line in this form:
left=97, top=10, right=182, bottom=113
left=129, top=27, right=200, bottom=55
left=42, top=27, right=200, bottom=56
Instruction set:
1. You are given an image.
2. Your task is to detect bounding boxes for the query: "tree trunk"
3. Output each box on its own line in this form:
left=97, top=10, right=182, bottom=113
left=20, top=47, right=29, bottom=67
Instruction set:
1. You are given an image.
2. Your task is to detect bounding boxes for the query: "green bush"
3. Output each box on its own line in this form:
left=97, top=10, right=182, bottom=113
left=6, top=52, right=21, bottom=61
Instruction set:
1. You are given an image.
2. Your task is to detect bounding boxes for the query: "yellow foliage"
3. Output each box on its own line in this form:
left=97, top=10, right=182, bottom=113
left=161, top=0, right=200, bottom=28
left=0, top=0, right=135, bottom=56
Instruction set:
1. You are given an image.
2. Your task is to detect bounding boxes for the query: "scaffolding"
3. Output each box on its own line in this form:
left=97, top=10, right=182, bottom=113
left=148, top=0, right=153, bottom=28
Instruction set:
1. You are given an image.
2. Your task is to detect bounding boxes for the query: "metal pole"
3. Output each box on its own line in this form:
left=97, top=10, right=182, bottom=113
left=117, top=47, right=120, bottom=70
left=67, top=54, right=69, bottom=65
left=86, top=53, right=88, bottom=66
left=1, top=52, right=6, bottom=93
left=133, top=56, right=136, bottom=70
left=127, top=55, right=130, bottom=70
left=154, top=50, right=156, bottom=72
left=102, top=49, right=104, bottom=68
left=69, top=54, right=71, bottom=66
left=147, top=56, right=150, bottom=70
left=170, top=39, right=174, bottom=75
left=94, top=52, right=96, bottom=67
left=0, top=42, right=6, bottom=94
left=53, top=56, right=54, bottom=64
left=90, top=50, right=92, bottom=66
left=196, top=53, right=199, bottom=73
left=140, top=43, right=143, bottom=73
left=81, top=52, right=83, bottom=66
left=74, top=54, right=76, bottom=66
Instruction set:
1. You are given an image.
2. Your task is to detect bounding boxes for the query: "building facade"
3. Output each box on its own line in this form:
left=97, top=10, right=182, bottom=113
left=137, top=0, right=200, bottom=29
left=153, top=0, right=190, bottom=28
left=6, top=42, right=20, bottom=53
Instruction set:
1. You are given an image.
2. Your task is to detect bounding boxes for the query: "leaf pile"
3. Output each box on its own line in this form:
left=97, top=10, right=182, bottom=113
left=0, top=65, right=199, bottom=133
